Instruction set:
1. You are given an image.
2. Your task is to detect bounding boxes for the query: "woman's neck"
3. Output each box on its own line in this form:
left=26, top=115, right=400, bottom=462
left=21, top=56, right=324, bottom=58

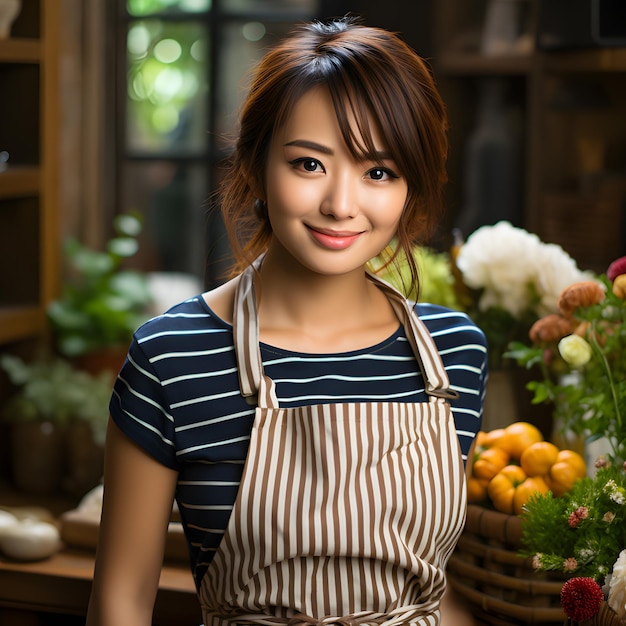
left=256, top=249, right=400, bottom=354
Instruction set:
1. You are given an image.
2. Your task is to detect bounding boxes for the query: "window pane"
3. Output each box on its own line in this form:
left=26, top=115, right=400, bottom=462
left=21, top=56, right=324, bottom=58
left=127, top=0, right=211, bottom=17
left=223, top=0, right=315, bottom=12
left=120, top=161, right=210, bottom=277
left=215, top=20, right=299, bottom=142
left=126, top=20, right=209, bottom=153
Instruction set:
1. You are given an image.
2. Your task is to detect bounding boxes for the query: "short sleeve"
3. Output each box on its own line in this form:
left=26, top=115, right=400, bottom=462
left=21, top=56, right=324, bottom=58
left=109, top=337, right=179, bottom=470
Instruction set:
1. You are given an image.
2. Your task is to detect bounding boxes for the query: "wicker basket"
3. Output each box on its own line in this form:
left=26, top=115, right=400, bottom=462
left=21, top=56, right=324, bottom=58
left=448, top=504, right=567, bottom=625
left=583, top=602, right=625, bottom=626
left=564, top=602, right=624, bottom=626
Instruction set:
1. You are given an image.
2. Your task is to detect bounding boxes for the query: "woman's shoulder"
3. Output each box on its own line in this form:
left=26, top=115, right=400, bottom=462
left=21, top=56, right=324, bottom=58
left=412, top=302, right=488, bottom=370
left=413, top=302, right=486, bottom=341
left=133, top=294, right=227, bottom=344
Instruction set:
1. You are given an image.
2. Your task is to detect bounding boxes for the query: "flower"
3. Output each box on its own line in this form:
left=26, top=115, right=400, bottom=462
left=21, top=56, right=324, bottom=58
left=456, top=221, right=591, bottom=319
left=607, top=256, right=626, bottom=282
left=614, top=274, right=626, bottom=300
left=608, top=549, right=626, bottom=618
left=568, top=506, right=589, bottom=527
left=455, top=221, right=542, bottom=317
left=454, top=221, right=590, bottom=369
left=507, top=257, right=626, bottom=464
left=558, top=335, right=592, bottom=368
left=560, top=577, right=604, bottom=621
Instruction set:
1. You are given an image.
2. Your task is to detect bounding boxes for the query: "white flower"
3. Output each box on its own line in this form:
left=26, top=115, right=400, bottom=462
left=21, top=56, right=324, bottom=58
left=456, top=221, right=542, bottom=317
left=456, top=221, right=589, bottom=320
left=603, top=480, right=626, bottom=505
left=533, top=243, right=593, bottom=315
left=608, top=549, right=626, bottom=618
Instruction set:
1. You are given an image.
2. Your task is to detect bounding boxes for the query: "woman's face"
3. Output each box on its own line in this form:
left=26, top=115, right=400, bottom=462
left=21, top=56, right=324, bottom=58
left=263, top=86, right=408, bottom=278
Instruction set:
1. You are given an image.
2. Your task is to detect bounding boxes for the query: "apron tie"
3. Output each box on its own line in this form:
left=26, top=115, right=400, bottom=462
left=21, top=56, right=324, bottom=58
left=288, top=612, right=386, bottom=626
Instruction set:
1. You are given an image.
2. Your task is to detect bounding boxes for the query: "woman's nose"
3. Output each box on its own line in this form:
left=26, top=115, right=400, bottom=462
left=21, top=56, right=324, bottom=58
left=320, top=171, right=358, bottom=220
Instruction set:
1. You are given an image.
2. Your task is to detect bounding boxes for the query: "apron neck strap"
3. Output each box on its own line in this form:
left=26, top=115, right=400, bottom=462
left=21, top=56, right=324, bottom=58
left=365, top=271, right=458, bottom=400
left=232, top=259, right=279, bottom=408
left=232, top=260, right=458, bottom=408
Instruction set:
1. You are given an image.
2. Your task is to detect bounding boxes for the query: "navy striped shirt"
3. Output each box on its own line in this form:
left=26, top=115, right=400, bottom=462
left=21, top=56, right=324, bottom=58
left=110, top=295, right=487, bottom=588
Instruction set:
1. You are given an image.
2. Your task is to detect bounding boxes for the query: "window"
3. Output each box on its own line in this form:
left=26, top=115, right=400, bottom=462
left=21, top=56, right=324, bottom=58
left=113, top=0, right=318, bottom=287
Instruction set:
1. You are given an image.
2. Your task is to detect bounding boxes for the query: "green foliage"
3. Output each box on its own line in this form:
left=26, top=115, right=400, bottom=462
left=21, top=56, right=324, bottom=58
left=370, top=242, right=462, bottom=310
left=506, top=275, right=626, bottom=463
left=520, top=464, right=626, bottom=582
left=472, top=303, right=539, bottom=371
left=127, top=0, right=210, bottom=16
left=0, top=354, right=112, bottom=445
left=48, top=213, right=152, bottom=357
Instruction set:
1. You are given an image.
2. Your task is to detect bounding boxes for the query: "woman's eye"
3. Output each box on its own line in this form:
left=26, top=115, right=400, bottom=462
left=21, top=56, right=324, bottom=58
left=290, top=158, right=324, bottom=173
left=367, top=167, right=398, bottom=181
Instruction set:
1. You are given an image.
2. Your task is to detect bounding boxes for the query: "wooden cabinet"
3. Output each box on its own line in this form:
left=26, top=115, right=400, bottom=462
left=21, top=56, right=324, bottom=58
left=0, top=0, right=60, bottom=346
left=433, top=0, right=626, bottom=272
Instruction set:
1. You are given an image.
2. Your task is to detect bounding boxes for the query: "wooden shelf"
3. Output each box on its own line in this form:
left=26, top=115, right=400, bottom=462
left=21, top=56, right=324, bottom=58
left=436, top=51, right=533, bottom=76
left=0, top=306, right=46, bottom=343
left=432, top=0, right=626, bottom=272
left=0, top=38, right=41, bottom=63
left=0, top=1, right=59, bottom=353
left=0, top=167, right=40, bottom=198
left=541, top=47, right=626, bottom=73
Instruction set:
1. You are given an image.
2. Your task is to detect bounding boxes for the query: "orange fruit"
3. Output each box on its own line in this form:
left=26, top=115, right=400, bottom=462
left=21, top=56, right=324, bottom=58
left=467, top=476, right=489, bottom=503
left=555, top=449, right=587, bottom=478
left=479, top=428, right=506, bottom=449
left=513, top=475, right=550, bottom=515
left=520, top=441, right=560, bottom=477
left=472, top=446, right=510, bottom=481
left=498, top=422, right=544, bottom=460
left=475, top=431, right=488, bottom=448
left=549, top=451, right=587, bottom=497
left=487, top=465, right=527, bottom=514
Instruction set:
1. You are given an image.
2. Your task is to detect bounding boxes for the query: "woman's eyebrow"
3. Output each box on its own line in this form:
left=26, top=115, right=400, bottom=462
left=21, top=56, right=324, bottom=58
left=284, top=139, right=333, bottom=154
left=285, top=139, right=393, bottom=162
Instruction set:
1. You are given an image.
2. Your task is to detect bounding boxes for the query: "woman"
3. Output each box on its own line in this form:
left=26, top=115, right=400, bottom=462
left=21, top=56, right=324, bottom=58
left=86, top=16, right=487, bottom=626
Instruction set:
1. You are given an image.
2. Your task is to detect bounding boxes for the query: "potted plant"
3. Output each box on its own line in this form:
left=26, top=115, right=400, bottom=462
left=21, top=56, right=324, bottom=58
left=0, top=353, right=113, bottom=496
left=47, top=212, right=153, bottom=373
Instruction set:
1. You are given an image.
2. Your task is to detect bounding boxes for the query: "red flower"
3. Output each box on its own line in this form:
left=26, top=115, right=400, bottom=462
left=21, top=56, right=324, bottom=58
left=560, top=577, right=604, bottom=621
left=568, top=506, right=589, bottom=528
left=607, top=256, right=626, bottom=282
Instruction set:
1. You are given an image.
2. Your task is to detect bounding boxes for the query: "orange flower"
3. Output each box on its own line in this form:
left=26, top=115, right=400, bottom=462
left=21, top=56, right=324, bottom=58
left=557, top=281, right=605, bottom=317
left=529, top=314, right=575, bottom=343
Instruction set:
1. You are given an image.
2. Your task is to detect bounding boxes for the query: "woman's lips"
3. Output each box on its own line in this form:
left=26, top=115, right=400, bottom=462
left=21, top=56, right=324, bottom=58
left=306, top=226, right=363, bottom=250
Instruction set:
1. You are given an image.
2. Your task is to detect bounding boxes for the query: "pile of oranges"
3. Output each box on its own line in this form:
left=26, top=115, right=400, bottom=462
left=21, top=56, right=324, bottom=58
left=468, top=421, right=587, bottom=515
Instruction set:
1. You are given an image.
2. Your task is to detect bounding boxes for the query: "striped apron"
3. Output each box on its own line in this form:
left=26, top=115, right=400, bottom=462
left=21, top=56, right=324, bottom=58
left=199, top=264, right=466, bottom=626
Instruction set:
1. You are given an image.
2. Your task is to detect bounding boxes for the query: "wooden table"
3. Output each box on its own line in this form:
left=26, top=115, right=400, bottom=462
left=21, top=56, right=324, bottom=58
left=0, top=549, right=201, bottom=625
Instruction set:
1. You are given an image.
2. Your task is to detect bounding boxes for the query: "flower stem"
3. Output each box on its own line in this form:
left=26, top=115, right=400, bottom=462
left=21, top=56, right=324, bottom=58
left=589, top=322, right=622, bottom=460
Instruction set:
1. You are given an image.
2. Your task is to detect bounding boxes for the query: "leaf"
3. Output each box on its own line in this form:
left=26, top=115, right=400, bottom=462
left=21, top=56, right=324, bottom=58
left=113, top=212, right=143, bottom=237
left=107, top=236, right=139, bottom=258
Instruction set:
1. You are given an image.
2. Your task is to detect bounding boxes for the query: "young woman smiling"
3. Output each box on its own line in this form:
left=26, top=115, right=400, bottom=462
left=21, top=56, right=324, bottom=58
left=86, top=16, right=487, bottom=626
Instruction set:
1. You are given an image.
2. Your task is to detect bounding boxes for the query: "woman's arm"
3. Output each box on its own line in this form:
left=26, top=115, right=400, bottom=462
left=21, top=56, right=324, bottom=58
left=86, top=418, right=178, bottom=626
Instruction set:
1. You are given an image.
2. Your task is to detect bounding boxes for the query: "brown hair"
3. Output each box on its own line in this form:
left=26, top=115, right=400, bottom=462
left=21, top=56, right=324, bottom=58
left=219, top=16, right=448, bottom=293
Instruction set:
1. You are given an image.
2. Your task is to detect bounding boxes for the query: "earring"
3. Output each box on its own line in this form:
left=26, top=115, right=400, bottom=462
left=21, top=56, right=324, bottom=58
left=254, top=198, right=267, bottom=220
